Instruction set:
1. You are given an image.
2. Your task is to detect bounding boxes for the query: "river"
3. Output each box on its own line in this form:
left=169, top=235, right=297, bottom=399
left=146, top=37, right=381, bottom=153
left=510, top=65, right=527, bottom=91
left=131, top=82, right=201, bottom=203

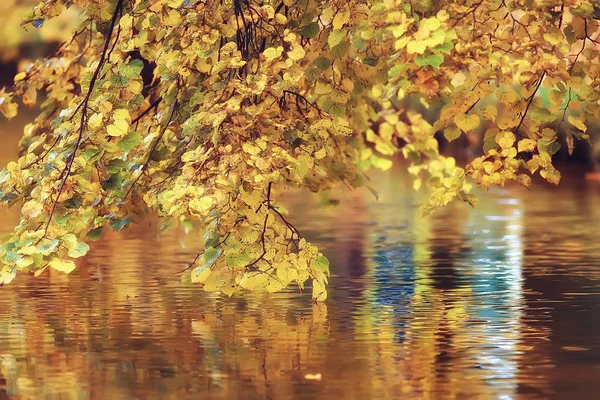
left=1, top=117, right=599, bottom=399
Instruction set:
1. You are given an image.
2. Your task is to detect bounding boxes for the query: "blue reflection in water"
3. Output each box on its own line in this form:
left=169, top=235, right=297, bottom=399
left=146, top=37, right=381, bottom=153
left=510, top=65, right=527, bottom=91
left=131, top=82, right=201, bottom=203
left=370, top=242, right=415, bottom=343
left=464, top=203, right=523, bottom=386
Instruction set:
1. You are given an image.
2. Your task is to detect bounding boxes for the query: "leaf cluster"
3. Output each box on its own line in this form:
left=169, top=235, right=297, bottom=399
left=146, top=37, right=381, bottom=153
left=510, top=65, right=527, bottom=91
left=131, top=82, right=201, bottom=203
left=0, top=0, right=597, bottom=299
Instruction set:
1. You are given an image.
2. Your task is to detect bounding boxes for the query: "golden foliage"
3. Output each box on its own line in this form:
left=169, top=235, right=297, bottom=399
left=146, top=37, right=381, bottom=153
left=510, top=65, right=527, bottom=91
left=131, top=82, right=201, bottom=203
left=0, top=0, right=595, bottom=297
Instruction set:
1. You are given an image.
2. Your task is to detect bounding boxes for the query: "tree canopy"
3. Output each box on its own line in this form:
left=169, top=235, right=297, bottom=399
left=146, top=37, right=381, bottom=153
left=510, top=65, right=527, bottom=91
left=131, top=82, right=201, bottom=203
left=0, top=0, right=596, bottom=300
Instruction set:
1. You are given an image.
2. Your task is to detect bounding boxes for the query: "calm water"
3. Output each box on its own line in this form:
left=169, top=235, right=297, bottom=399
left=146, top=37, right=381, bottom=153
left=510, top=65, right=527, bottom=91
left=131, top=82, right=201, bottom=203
left=1, top=119, right=600, bottom=399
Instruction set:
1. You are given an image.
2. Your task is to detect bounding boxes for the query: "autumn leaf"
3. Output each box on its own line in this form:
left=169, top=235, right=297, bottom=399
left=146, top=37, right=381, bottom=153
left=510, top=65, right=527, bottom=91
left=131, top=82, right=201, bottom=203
left=454, top=114, right=480, bottom=132
left=49, top=258, right=77, bottom=274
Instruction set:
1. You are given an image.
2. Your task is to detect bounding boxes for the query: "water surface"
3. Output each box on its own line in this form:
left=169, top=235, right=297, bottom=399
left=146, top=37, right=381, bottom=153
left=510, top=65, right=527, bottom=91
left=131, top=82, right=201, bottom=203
left=1, top=119, right=600, bottom=399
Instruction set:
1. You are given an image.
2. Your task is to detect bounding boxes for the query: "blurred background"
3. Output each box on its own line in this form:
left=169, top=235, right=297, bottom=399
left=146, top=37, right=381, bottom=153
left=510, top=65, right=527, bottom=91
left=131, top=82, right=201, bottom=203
left=0, top=0, right=79, bottom=86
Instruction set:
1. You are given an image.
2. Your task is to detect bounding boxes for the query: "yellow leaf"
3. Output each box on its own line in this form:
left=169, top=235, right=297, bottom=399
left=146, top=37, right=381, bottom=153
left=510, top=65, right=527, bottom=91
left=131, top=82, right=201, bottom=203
left=88, top=113, right=103, bottom=129
left=517, top=138, right=537, bottom=153
left=107, top=119, right=129, bottom=137
left=407, top=40, right=426, bottom=54
left=540, top=168, right=561, bottom=185
left=332, top=9, right=350, bottom=29
left=496, top=131, right=516, bottom=149
left=164, top=9, right=182, bottom=26
left=496, top=89, right=518, bottom=105
left=454, top=114, right=480, bottom=132
left=190, top=197, right=214, bottom=213
left=16, top=256, right=34, bottom=268
left=328, top=30, right=346, bottom=48
left=0, top=269, right=16, bottom=285
left=22, top=200, right=43, bottom=219
left=421, top=17, right=441, bottom=32
left=480, top=105, right=497, bottom=122
left=191, top=267, right=211, bottom=283
left=567, top=115, right=587, bottom=132
left=314, top=148, right=327, bottom=160
left=49, top=258, right=77, bottom=274
left=497, top=116, right=520, bottom=130
left=312, top=279, right=327, bottom=301
left=263, top=46, right=283, bottom=61
left=0, top=93, right=18, bottom=119
left=543, top=26, right=564, bottom=46
left=275, top=14, right=288, bottom=24
left=287, top=44, right=306, bottom=61
left=165, top=0, right=184, bottom=7
left=242, top=142, right=262, bottom=155
left=113, top=108, right=131, bottom=122
left=444, top=126, right=461, bottom=142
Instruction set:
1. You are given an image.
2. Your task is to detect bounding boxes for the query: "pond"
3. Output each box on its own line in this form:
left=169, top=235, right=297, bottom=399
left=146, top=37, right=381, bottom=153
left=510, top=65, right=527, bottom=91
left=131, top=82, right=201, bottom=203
left=1, top=118, right=600, bottom=399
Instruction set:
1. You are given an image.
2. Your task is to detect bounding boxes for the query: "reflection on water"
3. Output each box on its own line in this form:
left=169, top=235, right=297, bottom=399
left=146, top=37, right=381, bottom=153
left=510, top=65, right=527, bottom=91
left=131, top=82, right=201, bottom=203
left=1, top=119, right=600, bottom=399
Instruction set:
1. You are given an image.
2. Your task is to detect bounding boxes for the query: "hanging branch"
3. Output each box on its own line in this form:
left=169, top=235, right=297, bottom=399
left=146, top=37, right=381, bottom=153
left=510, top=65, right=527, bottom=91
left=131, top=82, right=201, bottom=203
left=39, top=0, right=125, bottom=240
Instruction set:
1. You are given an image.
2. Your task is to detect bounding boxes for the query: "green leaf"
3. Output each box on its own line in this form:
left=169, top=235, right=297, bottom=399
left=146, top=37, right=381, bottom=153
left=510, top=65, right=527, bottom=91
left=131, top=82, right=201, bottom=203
left=415, top=54, right=444, bottom=68
left=118, top=132, right=141, bottom=152
left=49, top=258, right=76, bottom=274
left=312, top=255, right=330, bottom=272
left=83, top=148, right=104, bottom=163
left=301, top=22, right=320, bottom=38
left=314, top=56, right=332, bottom=71
left=119, top=59, right=144, bottom=78
left=37, top=239, right=59, bottom=256
left=64, top=194, right=83, bottom=209
left=109, top=74, right=129, bottom=87
left=434, top=42, right=454, bottom=53
left=330, top=41, right=350, bottom=58
left=107, top=159, right=127, bottom=174
left=109, top=218, right=131, bottom=232
left=194, top=246, right=223, bottom=278
left=101, top=173, right=123, bottom=191
left=328, top=29, right=346, bottom=48
left=87, top=226, right=104, bottom=241
left=388, top=64, right=405, bottom=77
left=226, top=253, right=250, bottom=268
left=68, top=242, right=90, bottom=258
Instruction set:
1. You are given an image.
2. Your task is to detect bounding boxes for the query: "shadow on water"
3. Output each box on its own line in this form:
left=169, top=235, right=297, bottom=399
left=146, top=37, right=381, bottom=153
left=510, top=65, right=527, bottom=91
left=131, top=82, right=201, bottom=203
left=1, top=118, right=600, bottom=399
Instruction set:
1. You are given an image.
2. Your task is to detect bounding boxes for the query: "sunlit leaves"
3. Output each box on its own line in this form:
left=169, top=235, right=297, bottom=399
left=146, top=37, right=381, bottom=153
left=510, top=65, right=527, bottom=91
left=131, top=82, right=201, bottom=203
left=0, top=0, right=593, bottom=299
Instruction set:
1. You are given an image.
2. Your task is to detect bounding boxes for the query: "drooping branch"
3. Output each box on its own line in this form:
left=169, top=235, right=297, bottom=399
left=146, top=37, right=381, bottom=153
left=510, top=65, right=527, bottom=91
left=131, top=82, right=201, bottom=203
left=39, top=0, right=126, bottom=239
